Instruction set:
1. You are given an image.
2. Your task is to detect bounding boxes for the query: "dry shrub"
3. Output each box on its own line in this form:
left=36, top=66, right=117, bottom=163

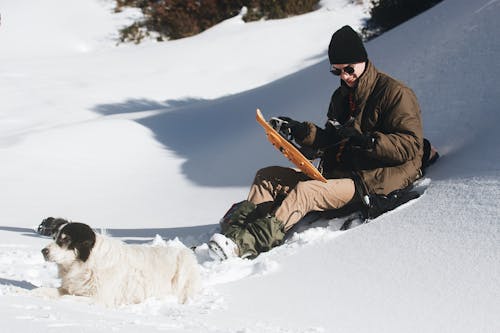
left=116, top=0, right=319, bottom=43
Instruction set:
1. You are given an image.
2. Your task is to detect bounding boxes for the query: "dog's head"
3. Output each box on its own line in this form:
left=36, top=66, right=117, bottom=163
left=41, top=220, right=96, bottom=264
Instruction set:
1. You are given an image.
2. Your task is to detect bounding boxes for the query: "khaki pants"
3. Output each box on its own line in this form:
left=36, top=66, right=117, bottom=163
left=248, top=166, right=355, bottom=231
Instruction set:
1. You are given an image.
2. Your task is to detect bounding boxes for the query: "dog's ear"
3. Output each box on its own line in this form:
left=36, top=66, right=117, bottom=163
left=62, top=222, right=96, bottom=262
left=74, top=238, right=96, bottom=262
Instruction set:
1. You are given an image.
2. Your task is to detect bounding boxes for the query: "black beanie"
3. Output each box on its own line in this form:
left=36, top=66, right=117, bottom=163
left=328, top=25, right=367, bottom=64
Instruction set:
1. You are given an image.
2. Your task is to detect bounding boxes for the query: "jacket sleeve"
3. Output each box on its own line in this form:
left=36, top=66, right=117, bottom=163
left=368, top=87, right=423, bottom=164
left=298, top=90, right=343, bottom=148
left=297, top=121, right=341, bottom=149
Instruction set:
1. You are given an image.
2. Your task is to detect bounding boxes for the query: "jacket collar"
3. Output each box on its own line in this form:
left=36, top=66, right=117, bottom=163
left=339, top=60, right=379, bottom=111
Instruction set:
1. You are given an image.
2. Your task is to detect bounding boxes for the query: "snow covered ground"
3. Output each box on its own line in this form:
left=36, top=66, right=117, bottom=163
left=0, top=0, right=499, bottom=332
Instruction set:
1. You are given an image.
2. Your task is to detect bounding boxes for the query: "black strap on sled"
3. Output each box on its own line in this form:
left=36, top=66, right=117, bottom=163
left=357, top=138, right=438, bottom=220
left=352, top=172, right=421, bottom=221
left=363, top=186, right=420, bottom=220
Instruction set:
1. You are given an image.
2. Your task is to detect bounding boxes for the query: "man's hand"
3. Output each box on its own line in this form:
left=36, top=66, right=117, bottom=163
left=332, top=127, right=376, bottom=167
left=338, top=127, right=375, bottom=149
left=277, top=116, right=310, bottom=142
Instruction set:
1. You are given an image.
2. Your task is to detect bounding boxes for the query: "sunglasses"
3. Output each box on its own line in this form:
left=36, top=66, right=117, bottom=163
left=330, top=65, right=355, bottom=76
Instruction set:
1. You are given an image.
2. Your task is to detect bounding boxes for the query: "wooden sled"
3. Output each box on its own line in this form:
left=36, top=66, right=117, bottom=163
left=256, top=109, right=327, bottom=183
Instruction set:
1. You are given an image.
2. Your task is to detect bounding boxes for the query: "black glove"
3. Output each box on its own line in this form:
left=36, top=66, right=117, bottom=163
left=329, top=127, right=375, bottom=170
left=337, top=127, right=375, bottom=150
left=276, top=116, right=310, bottom=142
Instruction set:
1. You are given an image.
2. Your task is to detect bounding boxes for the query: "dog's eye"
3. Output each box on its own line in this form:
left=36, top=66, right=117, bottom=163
left=56, top=234, right=71, bottom=246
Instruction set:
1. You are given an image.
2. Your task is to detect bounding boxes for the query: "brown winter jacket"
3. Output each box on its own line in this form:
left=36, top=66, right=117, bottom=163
left=300, top=61, right=423, bottom=196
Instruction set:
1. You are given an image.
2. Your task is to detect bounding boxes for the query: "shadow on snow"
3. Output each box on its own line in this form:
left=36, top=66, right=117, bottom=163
left=92, top=59, right=333, bottom=187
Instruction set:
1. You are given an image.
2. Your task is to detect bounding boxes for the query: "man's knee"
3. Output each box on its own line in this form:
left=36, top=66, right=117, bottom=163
left=254, top=166, right=293, bottom=180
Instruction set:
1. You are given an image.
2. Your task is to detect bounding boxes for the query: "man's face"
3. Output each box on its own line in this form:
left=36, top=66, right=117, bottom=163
left=331, top=62, right=366, bottom=88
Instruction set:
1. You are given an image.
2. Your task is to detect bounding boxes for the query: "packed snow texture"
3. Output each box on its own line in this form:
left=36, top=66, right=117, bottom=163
left=0, top=0, right=499, bottom=332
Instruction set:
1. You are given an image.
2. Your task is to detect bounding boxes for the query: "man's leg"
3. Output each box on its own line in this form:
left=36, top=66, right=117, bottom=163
left=212, top=169, right=355, bottom=259
left=212, top=166, right=305, bottom=259
left=239, top=177, right=355, bottom=256
left=220, top=165, right=303, bottom=232
left=275, top=178, right=356, bottom=231
left=247, top=166, right=309, bottom=207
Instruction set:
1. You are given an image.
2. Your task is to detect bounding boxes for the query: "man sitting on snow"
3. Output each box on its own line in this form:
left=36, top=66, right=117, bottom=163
left=208, top=25, right=437, bottom=260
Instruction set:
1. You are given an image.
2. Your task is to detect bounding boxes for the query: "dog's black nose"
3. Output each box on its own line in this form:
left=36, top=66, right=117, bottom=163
left=41, top=248, right=49, bottom=258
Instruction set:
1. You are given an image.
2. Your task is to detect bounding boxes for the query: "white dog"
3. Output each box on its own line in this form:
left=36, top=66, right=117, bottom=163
left=37, top=220, right=200, bottom=307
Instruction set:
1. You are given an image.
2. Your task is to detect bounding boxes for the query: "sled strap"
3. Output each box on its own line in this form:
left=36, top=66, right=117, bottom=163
left=350, top=172, right=421, bottom=220
left=366, top=186, right=420, bottom=220
left=351, top=172, right=371, bottom=206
